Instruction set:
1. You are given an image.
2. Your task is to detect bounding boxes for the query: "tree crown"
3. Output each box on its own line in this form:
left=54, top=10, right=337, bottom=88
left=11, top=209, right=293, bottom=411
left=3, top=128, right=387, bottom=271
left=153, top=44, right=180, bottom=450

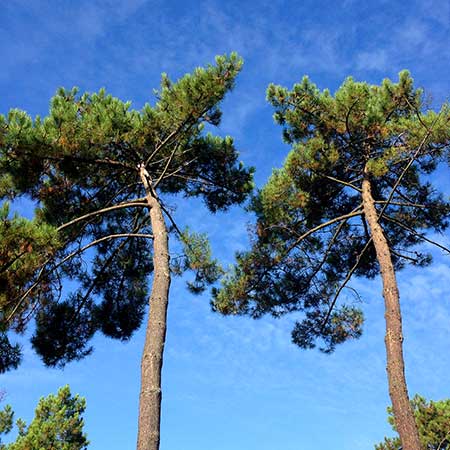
left=0, top=53, right=253, bottom=368
left=213, top=71, right=450, bottom=352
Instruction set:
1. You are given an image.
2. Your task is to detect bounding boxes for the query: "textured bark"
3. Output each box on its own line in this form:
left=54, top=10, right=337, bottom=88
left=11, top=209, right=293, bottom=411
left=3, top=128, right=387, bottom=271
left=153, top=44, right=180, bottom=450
left=137, top=166, right=170, bottom=450
left=362, top=176, right=422, bottom=450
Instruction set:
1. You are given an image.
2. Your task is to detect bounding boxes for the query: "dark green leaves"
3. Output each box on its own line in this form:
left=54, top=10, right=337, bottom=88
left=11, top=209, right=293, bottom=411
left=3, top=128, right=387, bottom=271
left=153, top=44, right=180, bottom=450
left=31, top=297, right=96, bottom=368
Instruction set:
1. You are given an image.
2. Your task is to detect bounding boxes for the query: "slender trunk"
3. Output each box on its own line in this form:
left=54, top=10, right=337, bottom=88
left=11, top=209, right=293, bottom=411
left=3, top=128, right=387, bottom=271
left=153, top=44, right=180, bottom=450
left=137, top=166, right=171, bottom=450
left=361, top=176, right=422, bottom=450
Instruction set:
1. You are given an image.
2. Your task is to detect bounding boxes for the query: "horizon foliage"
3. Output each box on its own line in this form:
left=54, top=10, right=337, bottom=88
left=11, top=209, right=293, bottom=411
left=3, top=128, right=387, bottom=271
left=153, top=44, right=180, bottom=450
left=0, top=385, right=88, bottom=450
left=376, top=395, right=450, bottom=450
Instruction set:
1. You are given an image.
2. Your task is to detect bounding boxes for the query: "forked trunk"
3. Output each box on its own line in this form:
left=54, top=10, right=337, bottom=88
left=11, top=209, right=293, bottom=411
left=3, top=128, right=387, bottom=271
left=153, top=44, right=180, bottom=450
left=137, top=166, right=171, bottom=450
left=361, top=176, right=421, bottom=450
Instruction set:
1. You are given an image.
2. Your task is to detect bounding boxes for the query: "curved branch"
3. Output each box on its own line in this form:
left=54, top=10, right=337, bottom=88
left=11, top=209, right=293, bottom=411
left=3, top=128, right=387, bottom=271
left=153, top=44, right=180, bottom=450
left=5, top=232, right=153, bottom=324
left=322, top=175, right=362, bottom=192
left=382, top=215, right=450, bottom=255
left=159, top=202, right=184, bottom=239
left=57, top=199, right=148, bottom=231
left=319, top=237, right=373, bottom=333
left=153, top=145, right=179, bottom=189
left=58, top=233, right=154, bottom=267
left=379, top=113, right=441, bottom=219
left=345, top=99, right=359, bottom=138
left=375, top=200, right=426, bottom=208
left=285, top=207, right=363, bottom=255
left=390, top=248, right=423, bottom=264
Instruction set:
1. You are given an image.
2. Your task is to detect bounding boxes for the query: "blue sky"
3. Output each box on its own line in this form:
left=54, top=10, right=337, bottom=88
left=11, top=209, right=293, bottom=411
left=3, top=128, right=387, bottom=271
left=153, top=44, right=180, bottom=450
left=1, top=0, right=450, bottom=449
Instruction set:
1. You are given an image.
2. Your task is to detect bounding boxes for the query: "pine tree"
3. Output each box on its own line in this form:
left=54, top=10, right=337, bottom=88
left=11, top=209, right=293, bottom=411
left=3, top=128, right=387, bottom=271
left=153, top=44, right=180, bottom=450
left=376, top=395, right=450, bottom=450
left=213, top=72, right=450, bottom=450
left=0, top=53, right=253, bottom=450
left=0, top=385, right=88, bottom=450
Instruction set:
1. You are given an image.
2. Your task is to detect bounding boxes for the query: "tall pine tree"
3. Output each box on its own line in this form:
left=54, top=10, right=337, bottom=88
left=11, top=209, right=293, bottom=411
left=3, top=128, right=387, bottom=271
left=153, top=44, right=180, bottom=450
left=0, top=53, right=253, bottom=450
left=213, top=72, right=450, bottom=450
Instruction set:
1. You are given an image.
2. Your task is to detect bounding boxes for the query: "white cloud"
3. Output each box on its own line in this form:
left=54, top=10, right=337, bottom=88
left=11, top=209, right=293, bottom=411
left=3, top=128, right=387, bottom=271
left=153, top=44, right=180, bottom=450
left=356, top=49, right=388, bottom=71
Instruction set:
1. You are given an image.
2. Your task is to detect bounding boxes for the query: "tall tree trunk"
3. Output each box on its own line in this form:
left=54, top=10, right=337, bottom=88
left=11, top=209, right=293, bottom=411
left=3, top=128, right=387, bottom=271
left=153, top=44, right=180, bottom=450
left=137, top=166, right=171, bottom=450
left=362, top=176, right=422, bottom=450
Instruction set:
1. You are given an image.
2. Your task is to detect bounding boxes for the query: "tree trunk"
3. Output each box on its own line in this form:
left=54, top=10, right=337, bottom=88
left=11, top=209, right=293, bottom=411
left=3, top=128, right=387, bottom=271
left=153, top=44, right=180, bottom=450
left=137, top=166, right=171, bottom=450
left=362, top=176, right=422, bottom=450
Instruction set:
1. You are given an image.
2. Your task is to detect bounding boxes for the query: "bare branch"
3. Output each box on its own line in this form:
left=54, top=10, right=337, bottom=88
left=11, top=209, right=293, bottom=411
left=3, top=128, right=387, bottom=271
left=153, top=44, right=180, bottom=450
left=59, top=233, right=154, bottom=267
left=323, top=175, right=362, bottom=192
left=153, top=144, right=180, bottom=189
left=383, top=215, right=450, bottom=255
left=5, top=232, right=153, bottom=324
left=378, top=113, right=441, bottom=219
left=57, top=199, right=148, bottom=231
left=345, top=99, right=359, bottom=138
left=159, top=202, right=184, bottom=238
left=145, top=120, right=189, bottom=167
left=6, top=265, right=47, bottom=324
left=375, top=200, right=427, bottom=208
left=319, top=237, right=373, bottom=333
left=44, top=154, right=135, bottom=171
left=404, top=96, right=430, bottom=130
left=160, top=156, right=199, bottom=180
left=307, top=219, right=348, bottom=282
left=144, top=99, right=212, bottom=167
left=285, top=207, right=363, bottom=255
left=391, top=248, right=423, bottom=264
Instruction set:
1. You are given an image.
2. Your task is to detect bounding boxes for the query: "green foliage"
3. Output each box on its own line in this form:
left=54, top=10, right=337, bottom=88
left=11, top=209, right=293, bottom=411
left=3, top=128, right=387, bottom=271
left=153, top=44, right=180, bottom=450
left=0, top=203, right=59, bottom=321
left=0, top=203, right=60, bottom=372
left=175, top=228, right=223, bottom=294
left=0, top=386, right=88, bottom=450
left=0, top=53, right=253, bottom=369
left=0, top=405, right=13, bottom=438
left=213, top=71, right=450, bottom=352
left=376, top=395, right=450, bottom=450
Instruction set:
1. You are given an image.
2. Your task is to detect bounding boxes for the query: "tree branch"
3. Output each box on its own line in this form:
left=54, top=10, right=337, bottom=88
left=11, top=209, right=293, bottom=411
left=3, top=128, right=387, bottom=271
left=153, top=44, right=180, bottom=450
left=378, top=113, right=441, bottom=219
left=322, top=175, right=362, bottom=192
left=375, top=200, right=427, bottom=208
left=5, top=232, right=153, bottom=324
left=319, top=237, right=373, bottom=333
left=390, top=248, right=423, bottom=264
left=153, top=144, right=180, bottom=189
left=57, top=199, right=148, bottom=231
left=382, top=215, right=450, bottom=255
left=285, top=207, right=363, bottom=255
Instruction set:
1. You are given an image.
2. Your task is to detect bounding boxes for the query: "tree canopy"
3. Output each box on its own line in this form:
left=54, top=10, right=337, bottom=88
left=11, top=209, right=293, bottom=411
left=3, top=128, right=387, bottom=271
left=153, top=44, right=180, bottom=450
left=213, top=71, right=449, bottom=351
left=0, top=385, right=88, bottom=450
left=0, top=53, right=253, bottom=369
